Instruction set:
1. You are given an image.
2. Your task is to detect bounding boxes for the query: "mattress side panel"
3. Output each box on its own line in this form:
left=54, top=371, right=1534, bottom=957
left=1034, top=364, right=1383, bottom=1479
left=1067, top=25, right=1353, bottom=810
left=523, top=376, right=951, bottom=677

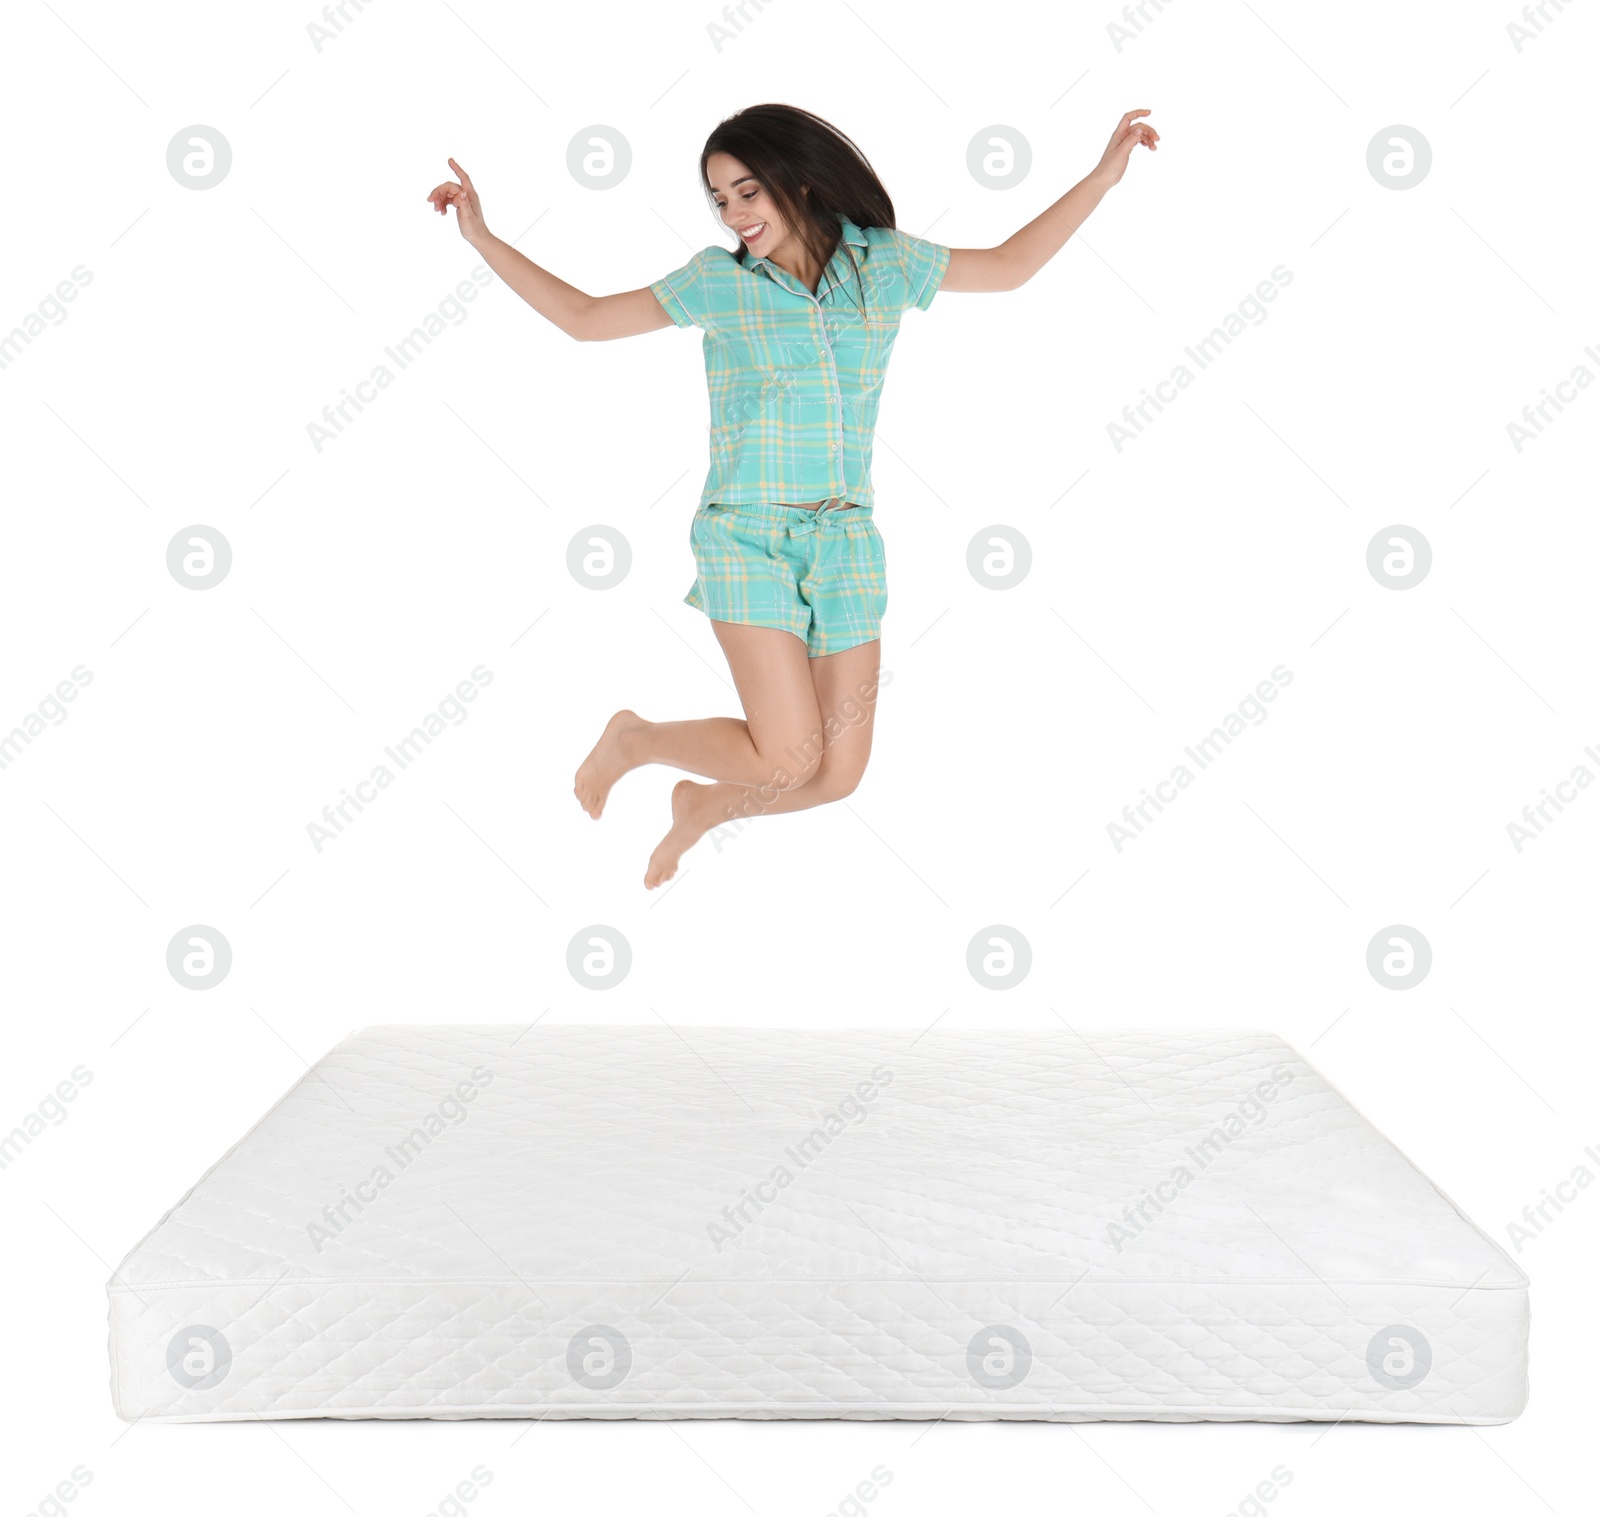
left=107, top=1277, right=1528, bottom=1424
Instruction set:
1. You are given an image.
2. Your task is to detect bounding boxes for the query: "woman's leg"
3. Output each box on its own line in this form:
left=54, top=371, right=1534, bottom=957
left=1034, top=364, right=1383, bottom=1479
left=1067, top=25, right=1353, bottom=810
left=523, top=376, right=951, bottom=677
left=644, top=638, right=882, bottom=888
left=574, top=620, right=826, bottom=818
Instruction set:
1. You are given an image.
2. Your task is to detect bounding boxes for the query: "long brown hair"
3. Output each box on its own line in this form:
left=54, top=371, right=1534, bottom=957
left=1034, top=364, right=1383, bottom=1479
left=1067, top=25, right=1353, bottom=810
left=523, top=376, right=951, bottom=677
left=698, top=103, right=896, bottom=312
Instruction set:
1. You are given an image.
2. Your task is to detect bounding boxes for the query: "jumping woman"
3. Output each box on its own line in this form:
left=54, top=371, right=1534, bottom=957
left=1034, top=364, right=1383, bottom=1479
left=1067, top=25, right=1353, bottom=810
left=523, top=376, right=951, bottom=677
left=428, top=103, right=1158, bottom=887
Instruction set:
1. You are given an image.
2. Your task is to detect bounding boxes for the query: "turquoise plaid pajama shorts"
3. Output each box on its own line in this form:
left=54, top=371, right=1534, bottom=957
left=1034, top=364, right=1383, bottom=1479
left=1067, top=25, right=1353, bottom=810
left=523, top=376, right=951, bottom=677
left=684, top=499, right=887, bottom=658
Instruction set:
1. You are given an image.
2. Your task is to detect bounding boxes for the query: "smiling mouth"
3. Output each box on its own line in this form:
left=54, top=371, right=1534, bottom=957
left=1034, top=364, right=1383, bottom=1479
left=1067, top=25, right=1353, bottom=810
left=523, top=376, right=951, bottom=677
left=739, top=222, right=767, bottom=243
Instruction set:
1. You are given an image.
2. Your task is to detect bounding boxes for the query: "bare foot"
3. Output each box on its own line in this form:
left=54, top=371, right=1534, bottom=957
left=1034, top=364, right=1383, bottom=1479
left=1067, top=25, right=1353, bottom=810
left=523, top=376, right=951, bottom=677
left=645, top=779, right=717, bottom=889
left=574, top=710, right=648, bottom=819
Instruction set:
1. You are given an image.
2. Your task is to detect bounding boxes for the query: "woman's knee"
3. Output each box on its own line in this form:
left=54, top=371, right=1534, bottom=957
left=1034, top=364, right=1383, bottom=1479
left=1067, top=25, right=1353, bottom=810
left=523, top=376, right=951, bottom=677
left=753, top=730, right=826, bottom=791
left=809, top=761, right=865, bottom=804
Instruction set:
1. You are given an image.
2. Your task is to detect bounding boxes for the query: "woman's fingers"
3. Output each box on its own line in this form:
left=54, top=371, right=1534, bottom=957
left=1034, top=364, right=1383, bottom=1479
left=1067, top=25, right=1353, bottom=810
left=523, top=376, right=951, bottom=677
left=1116, top=117, right=1158, bottom=152
left=426, top=182, right=482, bottom=219
left=427, top=159, right=475, bottom=218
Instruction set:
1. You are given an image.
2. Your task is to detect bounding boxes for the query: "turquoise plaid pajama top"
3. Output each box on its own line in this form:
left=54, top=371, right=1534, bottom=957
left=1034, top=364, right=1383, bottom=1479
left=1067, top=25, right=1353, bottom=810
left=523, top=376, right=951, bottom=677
left=649, top=212, right=951, bottom=510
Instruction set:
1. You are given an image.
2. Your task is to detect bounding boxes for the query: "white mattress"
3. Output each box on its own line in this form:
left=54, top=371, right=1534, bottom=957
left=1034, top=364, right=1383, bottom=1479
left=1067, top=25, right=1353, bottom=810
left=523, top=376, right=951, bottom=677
left=108, top=1026, right=1528, bottom=1423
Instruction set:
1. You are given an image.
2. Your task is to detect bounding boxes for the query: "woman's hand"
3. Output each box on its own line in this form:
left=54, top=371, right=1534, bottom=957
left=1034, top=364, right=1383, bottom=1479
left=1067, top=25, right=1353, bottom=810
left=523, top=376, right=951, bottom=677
left=427, top=158, right=490, bottom=245
left=1093, top=110, right=1159, bottom=188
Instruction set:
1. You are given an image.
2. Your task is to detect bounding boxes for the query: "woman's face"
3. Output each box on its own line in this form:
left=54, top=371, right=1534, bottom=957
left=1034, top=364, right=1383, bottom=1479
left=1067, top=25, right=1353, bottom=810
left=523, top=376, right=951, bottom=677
left=705, top=152, right=792, bottom=260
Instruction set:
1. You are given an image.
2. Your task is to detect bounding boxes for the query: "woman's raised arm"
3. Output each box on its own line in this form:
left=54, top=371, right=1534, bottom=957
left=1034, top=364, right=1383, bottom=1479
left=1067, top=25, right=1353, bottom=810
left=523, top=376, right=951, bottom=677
left=427, top=158, right=672, bottom=342
left=942, top=109, right=1159, bottom=294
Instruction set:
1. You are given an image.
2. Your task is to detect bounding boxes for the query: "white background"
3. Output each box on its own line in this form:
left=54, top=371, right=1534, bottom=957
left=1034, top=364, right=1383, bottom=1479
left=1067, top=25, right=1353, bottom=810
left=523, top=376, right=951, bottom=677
left=1, top=0, right=1594, bottom=1512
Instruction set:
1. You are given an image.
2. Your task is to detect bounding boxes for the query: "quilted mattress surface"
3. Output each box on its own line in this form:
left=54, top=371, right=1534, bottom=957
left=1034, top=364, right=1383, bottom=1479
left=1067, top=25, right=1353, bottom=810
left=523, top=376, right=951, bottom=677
left=108, top=1025, right=1528, bottom=1423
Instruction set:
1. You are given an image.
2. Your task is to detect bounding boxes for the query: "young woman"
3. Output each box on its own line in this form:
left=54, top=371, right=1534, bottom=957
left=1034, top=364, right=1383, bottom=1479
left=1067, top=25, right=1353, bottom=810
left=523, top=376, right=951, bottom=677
left=428, top=103, right=1157, bottom=888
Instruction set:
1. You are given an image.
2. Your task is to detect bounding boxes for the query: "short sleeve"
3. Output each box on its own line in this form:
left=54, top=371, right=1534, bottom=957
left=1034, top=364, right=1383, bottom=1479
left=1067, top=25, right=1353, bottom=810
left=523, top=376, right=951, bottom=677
left=649, top=247, right=713, bottom=329
left=889, top=227, right=951, bottom=312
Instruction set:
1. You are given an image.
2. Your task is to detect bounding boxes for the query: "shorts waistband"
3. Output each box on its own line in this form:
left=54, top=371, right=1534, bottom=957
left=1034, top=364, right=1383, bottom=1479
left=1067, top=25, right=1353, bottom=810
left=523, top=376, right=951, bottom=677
left=701, top=498, right=872, bottom=523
